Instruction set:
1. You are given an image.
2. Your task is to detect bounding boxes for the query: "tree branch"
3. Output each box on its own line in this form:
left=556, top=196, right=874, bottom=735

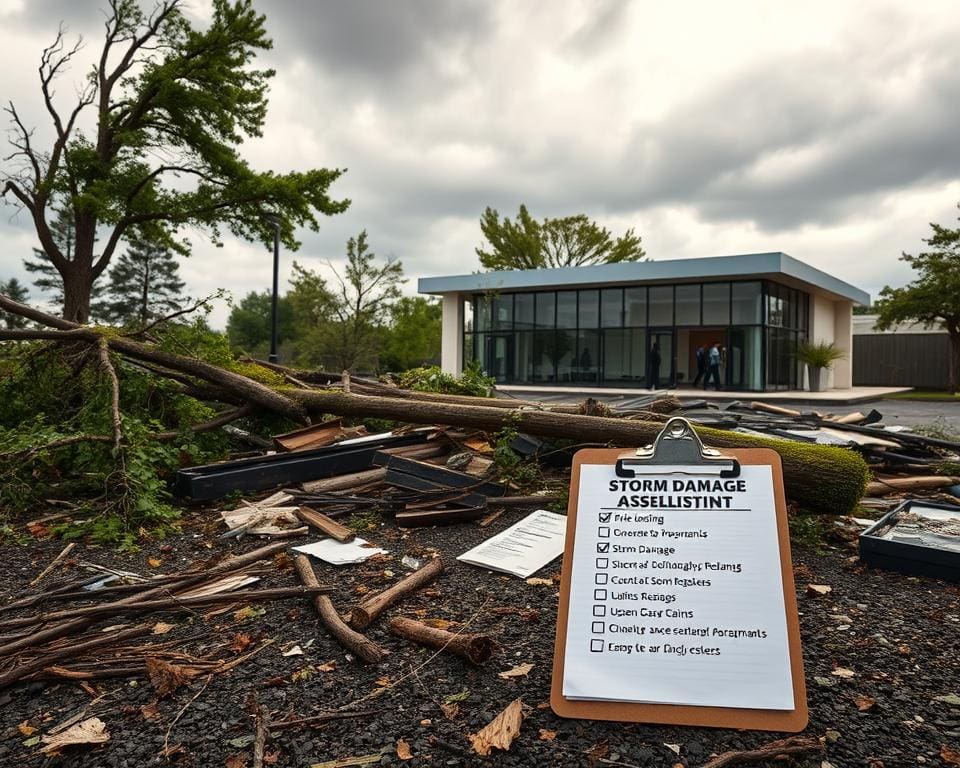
left=97, top=338, right=123, bottom=449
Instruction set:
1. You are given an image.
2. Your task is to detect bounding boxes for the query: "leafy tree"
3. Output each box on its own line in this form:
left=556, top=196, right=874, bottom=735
left=226, top=289, right=295, bottom=358
left=874, top=204, right=960, bottom=392
left=96, top=240, right=187, bottom=324
left=0, top=278, right=30, bottom=329
left=476, top=204, right=646, bottom=271
left=381, top=296, right=442, bottom=371
left=1, top=0, right=348, bottom=323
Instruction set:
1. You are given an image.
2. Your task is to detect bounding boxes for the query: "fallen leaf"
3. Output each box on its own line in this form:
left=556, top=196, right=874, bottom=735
left=264, top=750, right=280, bottom=764
left=22, top=736, right=41, bottom=748
left=935, top=694, right=960, bottom=706
left=824, top=728, right=841, bottom=743
left=854, top=695, right=877, bottom=712
left=26, top=520, right=49, bottom=538
left=526, top=577, right=553, bottom=586
left=152, top=621, right=176, bottom=635
left=374, top=676, right=391, bottom=687
left=317, top=660, right=337, bottom=672
left=585, top=741, right=610, bottom=762
left=18, top=721, right=37, bottom=736
left=233, top=605, right=266, bottom=622
left=225, top=754, right=248, bottom=768
left=140, top=702, right=160, bottom=720
left=942, top=745, right=960, bottom=767
left=897, top=644, right=911, bottom=656
left=355, top=584, right=370, bottom=595
left=444, top=690, right=470, bottom=704
left=499, top=663, right=534, bottom=679
left=664, top=743, right=681, bottom=755
left=468, top=697, right=524, bottom=756
left=146, top=657, right=198, bottom=697
left=148, top=557, right=162, bottom=568
left=291, top=667, right=315, bottom=683
left=282, top=644, right=304, bottom=657
left=396, top=738, right=412, bottom=760
left=440, top=702, right=460, bottom=720
left=806, top=583, right=832, bottom=597
left=831, top=667, right=856, bottom=679
left=539, top=728, right=557, bottom=741
left=79, top=681, right=98, bottom=696
left=273, top=552, right=292, bottom=571
left=40, top=717, right=110, bottom=755
left=227, top=735, right=256, bottom=748
left=230, top=633, right=254, bottom=653
left=420, top=719, right=431, bottom=726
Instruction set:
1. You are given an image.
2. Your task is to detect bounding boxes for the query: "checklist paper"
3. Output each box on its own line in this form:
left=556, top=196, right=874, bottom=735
left=561, top=464, right=795, bottom=710
left=457, top=509, right=567, bottom=578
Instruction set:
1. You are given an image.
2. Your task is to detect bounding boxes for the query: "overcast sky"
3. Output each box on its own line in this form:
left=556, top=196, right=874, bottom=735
left=2, top=0, right=959, bottom=327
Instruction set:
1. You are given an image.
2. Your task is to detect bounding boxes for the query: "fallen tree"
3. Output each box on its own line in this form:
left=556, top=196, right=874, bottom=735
left=0, top=294, right=870, bottom=517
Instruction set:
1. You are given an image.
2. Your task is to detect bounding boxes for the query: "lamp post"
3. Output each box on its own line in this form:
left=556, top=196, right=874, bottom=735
left=265, top=214, right=281, bottom=363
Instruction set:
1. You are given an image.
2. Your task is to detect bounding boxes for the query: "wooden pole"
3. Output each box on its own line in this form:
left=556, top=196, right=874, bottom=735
left=865, top=475, right=960, bottom=496
left=348, top=557, right=445, bottom=630
left=296, top=507, right=356, bottom=542
left=293, top=555, right=385, bottom=664
left=388, top=618, right=496, bottom=665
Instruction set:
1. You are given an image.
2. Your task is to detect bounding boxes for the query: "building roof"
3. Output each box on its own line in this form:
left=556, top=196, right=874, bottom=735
left=418, top=252, right=870, bottom=305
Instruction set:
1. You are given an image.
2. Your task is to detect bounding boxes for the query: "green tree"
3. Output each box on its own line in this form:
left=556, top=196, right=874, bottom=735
left=381, top=296, right=442, bottom=371
left=476, top=204, right=646, bottom=271
left=0, top=277, right=30, bottom=329
left=96, top=240, right=187, bottom=324
left=226, top=289, right=295, bottom=358
left=874, top=204, right=960, bottom=392
left=2, top=0, right=348, bottom=324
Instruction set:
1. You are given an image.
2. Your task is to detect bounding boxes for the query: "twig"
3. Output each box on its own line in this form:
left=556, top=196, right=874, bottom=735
left=163, top=673, right=212, bottom=755
left=97, top=337, right=123, bottom=449
left=267, top=709, right=375, bottom=731
left=30, top=542, right=76, bottom=586
left=252, top=701, right=268, bottom=768
left=125, top=293, right=221, bottom=338
left=700, top=735, right=823, bottom=768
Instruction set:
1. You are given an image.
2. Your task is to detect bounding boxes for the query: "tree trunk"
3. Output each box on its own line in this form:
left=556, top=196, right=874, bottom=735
left=62, top=264, right=94, bottom=324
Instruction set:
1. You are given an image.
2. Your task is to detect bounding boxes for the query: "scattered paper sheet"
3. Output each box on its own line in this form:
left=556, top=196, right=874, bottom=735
left=293, top=537, right=387, bottom=565
left=457, top=509, right=566, bottom=578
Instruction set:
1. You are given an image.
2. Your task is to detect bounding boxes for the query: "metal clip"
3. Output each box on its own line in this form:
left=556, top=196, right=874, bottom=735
left=616, top=417, right=741, bottom=478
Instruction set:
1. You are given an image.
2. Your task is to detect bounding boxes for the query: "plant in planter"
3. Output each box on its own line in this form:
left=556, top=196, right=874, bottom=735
left=794, top=341, right=846, bottom=392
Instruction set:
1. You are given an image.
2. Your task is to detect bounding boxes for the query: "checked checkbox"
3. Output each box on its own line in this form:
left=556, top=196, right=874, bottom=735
left=597, top=541, right=610, bottom=553
left=599, top=511, right=612, bottom=523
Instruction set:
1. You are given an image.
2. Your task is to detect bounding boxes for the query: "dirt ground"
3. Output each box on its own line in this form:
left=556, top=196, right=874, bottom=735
left=1, top=507, right=959, bottom=768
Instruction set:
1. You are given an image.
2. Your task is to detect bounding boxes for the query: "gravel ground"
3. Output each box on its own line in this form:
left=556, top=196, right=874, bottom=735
left=1, top=509, right=959, bottom=768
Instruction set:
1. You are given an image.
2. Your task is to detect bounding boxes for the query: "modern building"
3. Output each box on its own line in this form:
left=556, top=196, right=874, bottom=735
left=418, top=252, right=869, bottom=392
left=853, top=314, right=950, bottom=389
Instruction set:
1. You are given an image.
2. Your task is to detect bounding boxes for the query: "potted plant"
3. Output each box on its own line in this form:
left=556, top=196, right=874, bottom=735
left=794, top=341, right=846, bottom=392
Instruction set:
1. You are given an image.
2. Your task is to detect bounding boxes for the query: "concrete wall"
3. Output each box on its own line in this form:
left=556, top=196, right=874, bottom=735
left=808, top=295, right=854, bottom=389
left=440, top=294, right=463, bottom=375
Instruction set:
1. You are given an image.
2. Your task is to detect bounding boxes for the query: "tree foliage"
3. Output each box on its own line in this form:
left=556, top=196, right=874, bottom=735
left=226, top=290, right=295, bottom=357
left=476, top=204, right=646, bottom=271
left=2, top=0, right=348, bottom=323
left=380, top=296, right=442, bottom=371
left=95, top=240, right=187, bottom=324
left=0, top=278, right=29, bottom=329
left=874, top=204, right=960, bottom=392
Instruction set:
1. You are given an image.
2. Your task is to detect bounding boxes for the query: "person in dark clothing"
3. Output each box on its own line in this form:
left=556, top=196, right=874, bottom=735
left=692, top=345, right=706, bottom=386
left=703, top=341, right=722, bottom=390
left=647, top=342, right=661, bottom=390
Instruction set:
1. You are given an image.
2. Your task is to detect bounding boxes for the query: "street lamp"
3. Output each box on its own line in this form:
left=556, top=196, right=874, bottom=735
left=265, top=213, right=281, bottom=363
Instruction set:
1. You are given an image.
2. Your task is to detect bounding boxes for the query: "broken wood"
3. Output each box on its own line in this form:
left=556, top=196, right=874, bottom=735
left=865, top=475, right=960, bottom=496
left=293, top=555, right=385, bottom=664
left=30, top=542, right=76, bottom=586
left=302, top=468, right=387, bottom=493
left=296, top=506, right=356, bottom=542
left=348, top=557, right=445, bottom=629
left=388, top=617, right=496, bottom=665
left=699, top=734, right=823, bottom=768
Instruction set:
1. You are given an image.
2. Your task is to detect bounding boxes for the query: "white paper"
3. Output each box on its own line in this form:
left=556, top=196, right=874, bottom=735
left=562, top=464, right=795, bottom=711
left=457, top=509, right=566, bottom=578
left=293, top=537, right=387, bottom=565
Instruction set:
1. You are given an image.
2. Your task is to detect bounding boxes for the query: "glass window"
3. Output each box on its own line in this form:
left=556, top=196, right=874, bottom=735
left=463, top=296, right=474, bottom=333
left=532, top=330, right=559, bottom=381
left=463, top=332, right=474, bottom=367
left=600, top=288, right=623, bottom=328
left=731, top=282, right=762, bottom=324
left=514, top=293, right=534, bottom=330
left=475, top=295, right=491, bottom=332
left=492, top=294, right=513, bottom=330
left=554, top=329, right=576, bottom=380
left=766, top=284, right=785, bottom=327
left=624, top=287, right=646, bottom=326
left=575, top=330, right=601, bottom=383
left=702, top=282, right=730, bottom=326
left=578, top=290, right=599, bottom=329
left=556, top=291, right=577, bottom=328
left=535, top=292, right=555, bottom=329
left=513, top=331, right=535, bottom=382
left=602, top=328, right=646, bottom=384
left=675, top=284, right=700, bottom=325
left=648, top=285, right=673, bottom=326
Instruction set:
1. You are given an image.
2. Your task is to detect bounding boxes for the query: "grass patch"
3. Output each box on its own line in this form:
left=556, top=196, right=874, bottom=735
left=788, top=513, right=829, bottom=552
left=347, top=507, right=383, bottom=532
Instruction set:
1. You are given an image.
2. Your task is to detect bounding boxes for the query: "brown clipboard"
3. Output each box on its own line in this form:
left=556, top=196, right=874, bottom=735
left=550, top=422, right=808, bottom=732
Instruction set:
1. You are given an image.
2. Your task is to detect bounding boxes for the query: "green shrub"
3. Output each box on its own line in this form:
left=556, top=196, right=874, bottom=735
left=394, top=360, right=494, bottom=398
left=794, top=341, right=846, bottom=369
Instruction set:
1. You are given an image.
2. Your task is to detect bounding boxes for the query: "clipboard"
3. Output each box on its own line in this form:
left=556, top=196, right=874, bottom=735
left=551, top=418, right=808, bottom=732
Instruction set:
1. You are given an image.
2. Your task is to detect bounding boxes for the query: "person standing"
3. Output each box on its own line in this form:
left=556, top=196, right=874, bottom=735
left=704, top=341, right=722, bottom=390
left=647, top=342, right=661, bottom=390
left=692, top=344, right=706, bottom=387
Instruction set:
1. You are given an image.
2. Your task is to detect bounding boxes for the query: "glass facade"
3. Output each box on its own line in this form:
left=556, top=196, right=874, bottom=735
left=465, top=280, right=810, bottom=391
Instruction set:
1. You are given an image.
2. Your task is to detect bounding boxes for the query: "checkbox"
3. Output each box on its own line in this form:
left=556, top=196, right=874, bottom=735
left=599, top=511, right=612, bottom=523
left=595, top=573, right=609, bottom=585
left=596, top=557, right=609, bottom=569
left=593, top=604, right=606, bottom=617
left=590, top=639, right=604, bottom=652
left=598, top=527, right=610, bottom=538
left=594, top=589, right=607, bottom=601
left=591, top=621, right=605, bottom=634
left=597, top=541, right=610, bottom=553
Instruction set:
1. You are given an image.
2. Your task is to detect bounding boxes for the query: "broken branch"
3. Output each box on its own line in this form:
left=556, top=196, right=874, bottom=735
left=348, top=556, right=445, bottom=630
left=388, top=617, right=496, bottom=665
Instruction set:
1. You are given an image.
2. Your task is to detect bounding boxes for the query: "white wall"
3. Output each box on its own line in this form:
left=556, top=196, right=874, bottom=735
left=440, top=294, right=463, bottom=375
left=809, top=294, right=855, bottom=389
